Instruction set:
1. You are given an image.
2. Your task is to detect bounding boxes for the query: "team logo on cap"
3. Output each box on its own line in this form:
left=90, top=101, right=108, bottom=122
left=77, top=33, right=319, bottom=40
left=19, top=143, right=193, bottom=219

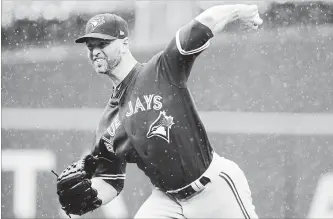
left=146, top=111, right=175, bottom=143
left=89, top=15, right=105, bottom=31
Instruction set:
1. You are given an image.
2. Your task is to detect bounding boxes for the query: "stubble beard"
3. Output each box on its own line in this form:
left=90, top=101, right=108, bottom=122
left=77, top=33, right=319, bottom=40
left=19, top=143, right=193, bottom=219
left=93, top=55, right=122, bottom=76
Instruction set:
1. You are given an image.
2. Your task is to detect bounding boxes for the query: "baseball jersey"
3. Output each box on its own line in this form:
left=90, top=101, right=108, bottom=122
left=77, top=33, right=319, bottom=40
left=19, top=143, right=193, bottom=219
left=91, top=20, right=215, bottom=193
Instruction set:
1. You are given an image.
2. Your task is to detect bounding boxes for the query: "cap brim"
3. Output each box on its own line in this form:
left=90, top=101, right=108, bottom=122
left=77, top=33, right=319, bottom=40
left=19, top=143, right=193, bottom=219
left=75, top=33, right=117, bottom=43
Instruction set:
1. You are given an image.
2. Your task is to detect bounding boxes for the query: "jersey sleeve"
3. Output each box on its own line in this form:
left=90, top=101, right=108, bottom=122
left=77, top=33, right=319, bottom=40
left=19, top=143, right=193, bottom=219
left=91, top=134, right=126, bottom=195
left=160, top=19, right=214, bottom=87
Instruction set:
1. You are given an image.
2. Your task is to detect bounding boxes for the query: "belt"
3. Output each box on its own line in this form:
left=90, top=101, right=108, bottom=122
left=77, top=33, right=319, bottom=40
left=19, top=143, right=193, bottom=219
left=165, top=152, right=221, bottom=200
left=166, top=176, right=211, bottom=200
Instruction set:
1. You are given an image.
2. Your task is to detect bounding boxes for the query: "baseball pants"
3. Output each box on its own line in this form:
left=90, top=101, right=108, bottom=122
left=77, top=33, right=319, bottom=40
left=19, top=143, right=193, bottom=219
left=134, top=152, right=258, bottom=218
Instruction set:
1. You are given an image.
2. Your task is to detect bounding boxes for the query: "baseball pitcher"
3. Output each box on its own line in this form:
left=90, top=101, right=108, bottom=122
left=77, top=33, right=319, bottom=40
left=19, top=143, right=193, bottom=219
left=55, top=4, right=263, bottom=218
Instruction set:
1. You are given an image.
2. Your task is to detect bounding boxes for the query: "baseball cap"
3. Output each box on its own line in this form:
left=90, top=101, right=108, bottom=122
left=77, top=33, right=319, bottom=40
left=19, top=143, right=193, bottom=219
left=75, top=13, right=129, bottom=43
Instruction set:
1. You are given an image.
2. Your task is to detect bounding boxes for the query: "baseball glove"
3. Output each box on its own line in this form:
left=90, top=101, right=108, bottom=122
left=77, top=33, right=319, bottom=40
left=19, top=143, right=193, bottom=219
left=55, top=154, right=102, bottom=217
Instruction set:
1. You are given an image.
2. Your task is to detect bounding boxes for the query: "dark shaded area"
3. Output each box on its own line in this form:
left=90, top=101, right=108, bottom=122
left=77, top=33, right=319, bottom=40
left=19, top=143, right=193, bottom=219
left=1, top=9, right=136, bottom=50
left=263, top=1, right=333, bottom=27
left=2, top=31, right=332, bottom=112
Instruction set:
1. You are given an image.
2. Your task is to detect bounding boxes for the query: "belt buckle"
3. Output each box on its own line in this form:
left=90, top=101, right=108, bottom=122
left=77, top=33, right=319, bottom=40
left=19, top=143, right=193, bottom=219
left=191, top=176, right=211, bottom=192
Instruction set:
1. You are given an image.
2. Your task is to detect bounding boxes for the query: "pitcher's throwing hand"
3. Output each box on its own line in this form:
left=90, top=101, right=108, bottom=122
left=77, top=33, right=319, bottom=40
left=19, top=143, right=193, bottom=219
left=237, top=4, right=263, bottom=30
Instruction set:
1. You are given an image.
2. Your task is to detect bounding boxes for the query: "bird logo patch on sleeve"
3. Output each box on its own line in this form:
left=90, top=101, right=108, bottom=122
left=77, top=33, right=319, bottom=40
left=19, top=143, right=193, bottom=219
left=146, top=111, right=175, bottom=143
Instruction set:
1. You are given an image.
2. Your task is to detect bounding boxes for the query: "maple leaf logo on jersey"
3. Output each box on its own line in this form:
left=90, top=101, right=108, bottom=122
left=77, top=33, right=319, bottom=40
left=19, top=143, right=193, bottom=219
left=146, top=111, right=175, bottom=143
left=89, top=15, right=105, bottom=31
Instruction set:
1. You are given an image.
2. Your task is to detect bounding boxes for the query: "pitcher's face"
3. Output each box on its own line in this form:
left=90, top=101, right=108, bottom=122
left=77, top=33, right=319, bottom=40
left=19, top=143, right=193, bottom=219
left=86, top=38, right=123, bottom=74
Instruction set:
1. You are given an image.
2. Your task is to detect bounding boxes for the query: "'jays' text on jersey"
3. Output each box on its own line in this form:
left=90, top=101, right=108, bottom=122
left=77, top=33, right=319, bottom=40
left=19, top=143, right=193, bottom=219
left=91, top=20, right=215, bottom=193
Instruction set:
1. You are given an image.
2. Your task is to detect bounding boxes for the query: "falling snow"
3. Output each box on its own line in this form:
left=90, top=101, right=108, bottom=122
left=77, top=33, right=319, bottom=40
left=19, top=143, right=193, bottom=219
left=1, top=1, right=333, bottom=219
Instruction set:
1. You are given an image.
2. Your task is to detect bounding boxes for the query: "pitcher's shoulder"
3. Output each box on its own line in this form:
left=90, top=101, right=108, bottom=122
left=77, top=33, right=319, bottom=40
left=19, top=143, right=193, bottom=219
left=136, top=51, right=165, bottom=78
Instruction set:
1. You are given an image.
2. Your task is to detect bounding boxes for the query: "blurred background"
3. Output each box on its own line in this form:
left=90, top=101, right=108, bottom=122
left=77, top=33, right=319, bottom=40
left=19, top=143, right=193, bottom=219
left=1, top=0, right=333, bottom=218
